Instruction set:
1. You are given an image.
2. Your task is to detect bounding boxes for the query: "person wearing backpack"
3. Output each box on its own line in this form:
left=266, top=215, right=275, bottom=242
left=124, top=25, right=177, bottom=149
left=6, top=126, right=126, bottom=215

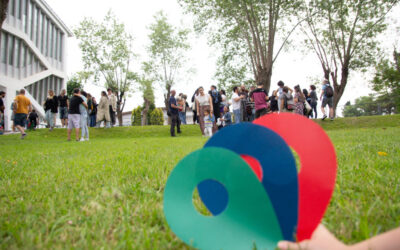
left=279, top=86, right=294, bottom=113
left=320, top=79, right=334, bottom=121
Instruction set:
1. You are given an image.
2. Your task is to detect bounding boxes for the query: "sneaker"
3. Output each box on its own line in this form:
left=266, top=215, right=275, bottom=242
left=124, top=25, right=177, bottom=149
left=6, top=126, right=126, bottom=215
left=330, top=118, right=334, bottom=121
left=49, top=127, right=53, bottom=132
left=21, top=133, right=27, bottom=139
left=85, top=138, right=89, bottom=141
left=322, top=115, right=327, bottom=121
left=79, top=138, right=85, bottom=142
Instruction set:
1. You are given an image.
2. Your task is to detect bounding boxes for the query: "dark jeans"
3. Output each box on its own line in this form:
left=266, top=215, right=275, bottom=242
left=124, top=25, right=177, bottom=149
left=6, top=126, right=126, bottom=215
left=311, top=102, right=318, bottom=118
left=193, top=110, right=198, bottom=124
left=89, top=114, right=97, bottom=127
left=255, top=108, right=268, bottom=119
left=170, top=114, right=181, bottom=136
left=109, top=106, right=116, bottom=125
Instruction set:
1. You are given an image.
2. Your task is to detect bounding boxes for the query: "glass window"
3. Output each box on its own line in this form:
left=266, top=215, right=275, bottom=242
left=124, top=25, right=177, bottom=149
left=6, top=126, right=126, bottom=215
left=1, top=32, right=7, bottom=63
left=59, top=33, right=63, bottom=62
left=8, top=35, right=14, bottom=66
left=54, top=29, right=59, bottom=61
left=15, top=0, right=20, bottom=19
left=21, top=43, right=26, bottom=67
left=36, top=8, right=40, bottom=47
left=15, top=39, right=21, bottom=68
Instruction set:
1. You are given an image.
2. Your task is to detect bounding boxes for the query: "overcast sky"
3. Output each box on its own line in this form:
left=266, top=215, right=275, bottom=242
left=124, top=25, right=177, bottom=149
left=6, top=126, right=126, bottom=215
left=46, top=0, right=399, bottom=114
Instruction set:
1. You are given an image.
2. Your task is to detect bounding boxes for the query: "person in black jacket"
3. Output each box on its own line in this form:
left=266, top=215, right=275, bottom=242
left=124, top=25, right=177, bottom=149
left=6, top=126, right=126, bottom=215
left=44, top=90, right=58, bottom=131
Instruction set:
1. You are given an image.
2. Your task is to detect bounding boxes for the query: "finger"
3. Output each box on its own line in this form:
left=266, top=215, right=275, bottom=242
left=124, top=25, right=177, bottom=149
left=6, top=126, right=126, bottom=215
left=277, top=241, right=309, bottom=250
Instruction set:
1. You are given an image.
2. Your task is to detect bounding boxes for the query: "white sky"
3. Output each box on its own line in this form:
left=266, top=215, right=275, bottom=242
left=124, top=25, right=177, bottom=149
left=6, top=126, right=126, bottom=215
left=46, top=0, right=400, bottom=114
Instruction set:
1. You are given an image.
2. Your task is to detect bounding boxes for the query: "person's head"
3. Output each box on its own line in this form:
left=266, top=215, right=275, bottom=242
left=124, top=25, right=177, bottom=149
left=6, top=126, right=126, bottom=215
left=233, top=86, right=239, bottom=93
left=220, top=89, right=226, bottom=96
left=60, top=89, right=66, bottom=95
left=250, top=86, right=256, bottom=91
left=240, top=85, right=246, bottom=91
left=0, top=91, right=5, bottom=98
left=303, top=89, right=308, bottom=96
left=92, top=96, right=96, bottom=102
left=32, top=109, right=36, bottom=113
left=19, top=89, right=26, bottom=95
left=182, top=94, right=187, bottom=100
left=310, top=85, right=316, bottom=91
left=179, top=93, right=183, bottom=97
left=171, top=90, right=176, bottom=97
left=257, top=82, right=263, bottom=88
left=278, top=81, right=285, bottom=87
left=283, top=86, right=289, bottom=93
left=323, top=79, right=329, bottom=85
left=211, top=85, right=217, bottom=91
left=204, top=110, right=209, bottom=116
left=73, top=88, right=80, bottom=95
left=81, top=90, right=87, bottom=97
left=87, top=93, right=92, bottom=98
left=198, top=87, right=204, bottom=95
left=48, top=89, right=54, bottom=96
left=107, top=88, right=112, bottom=94
left=223, top=105, right=229, bottom=113
left=294, top=85, right=301, bottom=93
left=101, top=91, right=107, bottom=97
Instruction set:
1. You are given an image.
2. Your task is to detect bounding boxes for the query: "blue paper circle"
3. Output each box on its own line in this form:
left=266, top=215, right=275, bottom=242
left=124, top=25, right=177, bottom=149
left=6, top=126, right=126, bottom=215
left=199, top=123, right=299, bottom=241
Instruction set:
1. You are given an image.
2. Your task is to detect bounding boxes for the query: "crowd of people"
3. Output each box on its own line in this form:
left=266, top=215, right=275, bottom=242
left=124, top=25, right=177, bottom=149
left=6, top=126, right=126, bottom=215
left=168, top=79, right=335, bottom=137
left=0, top=87, right=119, bottom=140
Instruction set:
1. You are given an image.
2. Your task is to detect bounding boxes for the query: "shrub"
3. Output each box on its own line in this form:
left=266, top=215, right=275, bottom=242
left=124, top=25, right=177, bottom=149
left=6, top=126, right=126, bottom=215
left=149, top=108, right=164, bottom=125
left=131, top=106, right=142, bottom=126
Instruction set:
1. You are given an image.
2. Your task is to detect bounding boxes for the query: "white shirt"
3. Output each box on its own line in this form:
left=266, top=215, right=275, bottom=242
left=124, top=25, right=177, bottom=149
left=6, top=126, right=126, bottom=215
left=231, top=93, right=241, bottom=110
left=196, top=94, right=210, bottom=106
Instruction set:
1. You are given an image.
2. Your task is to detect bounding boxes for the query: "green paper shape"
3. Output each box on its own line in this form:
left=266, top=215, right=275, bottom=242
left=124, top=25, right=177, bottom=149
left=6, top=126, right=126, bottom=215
left=164, top=147, right=283, bottom=250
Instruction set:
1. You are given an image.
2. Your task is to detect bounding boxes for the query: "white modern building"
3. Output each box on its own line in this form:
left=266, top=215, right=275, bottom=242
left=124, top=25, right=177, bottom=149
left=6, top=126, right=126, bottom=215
left=0, top=0, right=72, bottom=130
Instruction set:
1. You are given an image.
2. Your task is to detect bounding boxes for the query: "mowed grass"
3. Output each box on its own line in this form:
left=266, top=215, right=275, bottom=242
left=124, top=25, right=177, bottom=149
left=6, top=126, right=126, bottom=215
left=0, top=115, right=399, bottom=249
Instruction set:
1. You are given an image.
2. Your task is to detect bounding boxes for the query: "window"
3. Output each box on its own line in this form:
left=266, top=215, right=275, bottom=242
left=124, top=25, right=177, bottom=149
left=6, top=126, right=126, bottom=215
left=9, top=0, right=15, bottom=17
left=36, top=8, right=40, bottom=47
left=8, top=35, right=14, bottom=66
left=21, top=43, right=26, bottom=68
left=1, top=32, right=7, bottom=63
left=15, top=39, right=21, bottom=68
left=59, top=33, right=64, bottom=62
left=15, top=0, right=20, bottom=19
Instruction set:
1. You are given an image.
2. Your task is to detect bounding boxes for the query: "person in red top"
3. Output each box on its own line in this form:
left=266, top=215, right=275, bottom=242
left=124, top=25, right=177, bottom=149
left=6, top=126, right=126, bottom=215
left=250, top=82, right=269, bottom=119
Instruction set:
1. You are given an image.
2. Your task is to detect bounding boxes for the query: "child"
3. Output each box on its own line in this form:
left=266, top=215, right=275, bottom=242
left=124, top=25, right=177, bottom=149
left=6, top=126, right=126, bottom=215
left=203, top=110, right=214, bottom=137
left=28, top=110, right=39, bottom=130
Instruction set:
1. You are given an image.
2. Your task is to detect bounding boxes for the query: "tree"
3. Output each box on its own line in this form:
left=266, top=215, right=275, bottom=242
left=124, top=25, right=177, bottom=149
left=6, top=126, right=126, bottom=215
left=146, top=11, right=190, bottom=111
left=66, top=76, right=83, bottom=97
left=74, top=11, right=137, bottom=126
left=138, top=63, right=155, bottom=126
left=302, top=0, right=399, bottom=115
left=179, top=0, right=304, bottom=92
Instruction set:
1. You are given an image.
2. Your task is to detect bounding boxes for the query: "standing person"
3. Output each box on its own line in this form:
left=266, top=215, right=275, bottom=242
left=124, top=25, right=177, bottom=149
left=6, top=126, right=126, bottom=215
left=294, top=85, right=306, bottom=115
left=320, top=79, right=334, bottom=121
left=96, top=91, right=111, bottom=128
left=0, top=91, right=5, bottom=133
left=310, top=85, right=318, bottom=119
left=203, top=110, right=214, bottom=137
left=89, top=97, right=98, bottom=127
left=231, top=86, right=244, bottom=124
left=44, top=90, right=58, bottom=131
left=279, top=86, right=294, bottom=113
left=270, top=90, right=279, bottom=113
left=58, top=89, right=69, bottom=128
left=67, top=89, right=87, bottom=141
left=220, top=89, right=227, bottom=114
left=169, top=90, right=182, bottom=137
left=277, top=81, right=285, bottom=112
left=13, top=89, right=32, bottom=139
left=303, top=89, right=311, bottom=117
left=107, top=88, right=117, bottom=127
left=250, top=82, right=269, bottom=119
left=28, top=109, right=39, bottom=130
left=220, top=106, right=232, bottom=127
left=191, top=88, right=200, bottom=124
left=196, top=87, right=215, bottom=135
left=209, top=85, right=221, bottom=121
left=239, top=85, right=248, bottom=122
left=178, top=94, right=187, bottom=125
left=79, top=91, right=89, bottom=141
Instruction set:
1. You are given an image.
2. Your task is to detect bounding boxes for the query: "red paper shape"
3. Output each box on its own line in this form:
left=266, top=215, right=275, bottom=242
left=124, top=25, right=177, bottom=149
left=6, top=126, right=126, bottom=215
left=241, top=155, right=263, bottom=181
left=253, top=113, right=337, bottom=241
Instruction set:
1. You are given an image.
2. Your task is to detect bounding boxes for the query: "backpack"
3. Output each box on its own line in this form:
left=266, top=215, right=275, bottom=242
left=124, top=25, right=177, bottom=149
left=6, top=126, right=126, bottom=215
left=325, top=84, right=334, bottom=98
left=284, top=94, right=295, bottom=110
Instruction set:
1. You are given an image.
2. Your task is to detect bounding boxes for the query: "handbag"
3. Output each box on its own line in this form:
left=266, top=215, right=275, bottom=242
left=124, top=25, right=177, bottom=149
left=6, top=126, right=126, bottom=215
left=304, top=100, right=312, bottom=113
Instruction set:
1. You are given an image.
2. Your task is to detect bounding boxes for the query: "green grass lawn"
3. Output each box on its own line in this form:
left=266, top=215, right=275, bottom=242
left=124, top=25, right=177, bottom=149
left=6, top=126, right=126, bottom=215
left=0, top=115, right=399, bottom=249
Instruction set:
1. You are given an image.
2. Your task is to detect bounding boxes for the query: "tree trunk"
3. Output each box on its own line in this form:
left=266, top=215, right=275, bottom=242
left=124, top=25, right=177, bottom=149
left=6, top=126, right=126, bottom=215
left=0, top=0, right=9, bottom=44
left=332, top=63, right=350, bottom=117
left=142, top=99, right=150, bottom=126
left=258, top=67, right=272, bottom=93
left=117, top=109, right=123, bottom=126
left=164, top=86, right=171, bottom=125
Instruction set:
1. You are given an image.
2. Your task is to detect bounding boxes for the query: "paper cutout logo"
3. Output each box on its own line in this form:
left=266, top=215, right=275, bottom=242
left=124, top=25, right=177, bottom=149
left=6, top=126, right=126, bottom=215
left=164, top=113, right=337, bottom=249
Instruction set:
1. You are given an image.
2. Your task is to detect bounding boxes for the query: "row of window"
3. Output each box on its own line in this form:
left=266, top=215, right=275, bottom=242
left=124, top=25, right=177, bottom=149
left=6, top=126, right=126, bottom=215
left=7, top=0, right=64, bottom=62
left=1, top=31, right=46, bottom=79
left=26, top=75, right=64, bottom=105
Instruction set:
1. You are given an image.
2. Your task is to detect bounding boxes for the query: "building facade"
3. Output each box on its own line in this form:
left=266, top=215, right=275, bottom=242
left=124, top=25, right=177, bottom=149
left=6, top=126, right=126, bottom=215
left=0, top=0, right=72, bottom=130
